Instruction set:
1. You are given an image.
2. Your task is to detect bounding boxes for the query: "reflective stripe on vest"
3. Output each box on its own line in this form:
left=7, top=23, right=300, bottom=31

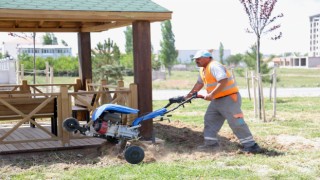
left=200, top=61, right=238, bottom=99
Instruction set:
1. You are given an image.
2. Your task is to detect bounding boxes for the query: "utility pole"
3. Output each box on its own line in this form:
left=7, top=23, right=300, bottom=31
left=33, top=32, right=36, bottom=85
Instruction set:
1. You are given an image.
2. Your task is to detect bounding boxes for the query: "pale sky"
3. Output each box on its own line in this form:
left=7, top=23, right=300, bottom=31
left=1, top=0, right=320, bottom=56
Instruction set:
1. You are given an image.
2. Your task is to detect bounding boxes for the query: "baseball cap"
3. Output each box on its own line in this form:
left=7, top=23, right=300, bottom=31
left=193, top=50, right=212, bottom=59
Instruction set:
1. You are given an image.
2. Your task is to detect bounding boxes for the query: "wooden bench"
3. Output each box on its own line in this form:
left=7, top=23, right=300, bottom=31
left=0, top=97, right=58, bottom=136
left=72, top=90, right=98, bottom=122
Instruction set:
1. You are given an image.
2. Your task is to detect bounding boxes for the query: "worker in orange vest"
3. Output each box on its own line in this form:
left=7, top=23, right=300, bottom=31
left=185, top=50, right=261, bottom=153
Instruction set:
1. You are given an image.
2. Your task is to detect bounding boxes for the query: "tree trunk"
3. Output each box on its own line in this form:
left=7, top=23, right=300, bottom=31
left=168, top=67, right=172, bottom=76
left=256, top=36, right=262, bottom=120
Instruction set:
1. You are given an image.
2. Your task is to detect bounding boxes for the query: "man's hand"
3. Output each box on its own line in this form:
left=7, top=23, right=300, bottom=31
left=185, top=82, right=204, bottom=99
left=203, top=93, right=213, bottom=100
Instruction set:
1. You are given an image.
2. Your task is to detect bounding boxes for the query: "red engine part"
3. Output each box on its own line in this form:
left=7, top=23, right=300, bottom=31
left=94, top=121, right=108, bottom=134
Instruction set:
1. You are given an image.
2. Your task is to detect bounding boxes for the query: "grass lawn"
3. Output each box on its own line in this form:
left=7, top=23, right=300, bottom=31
left=24, top=67, right=320, bottom=89
left=2, top=68, right=320, bottom=179
left=1, top=97, right=320, bottom=179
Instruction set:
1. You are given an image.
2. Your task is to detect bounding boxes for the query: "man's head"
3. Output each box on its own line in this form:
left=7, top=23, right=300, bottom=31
left=193, top=50, right=212, bottom=67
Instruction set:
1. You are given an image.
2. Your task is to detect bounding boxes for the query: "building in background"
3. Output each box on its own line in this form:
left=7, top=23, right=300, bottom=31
left=18, top=44, right=72, bottom=58
left=310, top=14, right=320, bottom=57
left=272, top=56, right=320, bottom=68
left=176, top=49, right=231, bottom=64
left=271, top=13, right=320, bottom=68
left=1, top=37, right=72, bottom=59
left=1, top=38, right=34, bottom=59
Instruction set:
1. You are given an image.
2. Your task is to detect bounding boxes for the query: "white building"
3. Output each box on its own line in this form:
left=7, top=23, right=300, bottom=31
left=1, top=37, right=72, bottom=59
left=310, top=14, right=320, bottom=57
left=18, top=44, right=72, bottom=58
left=1, top=38, right=34, bottom=59
left=272, top=13, right=320, bottom=68
left=272, top=56, right=320, bottom=68
left=176, top=49, right=231, bottom=64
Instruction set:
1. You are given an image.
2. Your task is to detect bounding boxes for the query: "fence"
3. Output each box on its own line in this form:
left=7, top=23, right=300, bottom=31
left=244, top=67, right=277, bottom=122
left=0, top=79, right=138, bottom=147
left=17, top=62, right=54, bottom=88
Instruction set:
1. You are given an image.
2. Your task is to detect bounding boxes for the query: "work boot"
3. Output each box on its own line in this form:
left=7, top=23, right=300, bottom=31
left=197, top=143, right=219, bottom=151
left=241, top=143, right=261, bottom=153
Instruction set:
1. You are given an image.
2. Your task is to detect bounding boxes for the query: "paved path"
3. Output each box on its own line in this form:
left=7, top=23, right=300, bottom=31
left=152, top=88, right=320, bottom=100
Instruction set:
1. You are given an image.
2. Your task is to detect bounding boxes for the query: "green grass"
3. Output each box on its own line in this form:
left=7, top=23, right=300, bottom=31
left=24, top=67, right=320, bottom=89
left=63, top=161, right=260, bottom=179
left=153, top=97, right=320, bottom=138
left=2, top=97, right=320, bottom=179
left=23, top=75, right=78, bottom=84
left=6, top=69, right=320, bottom=179
left=149, top=68, right=320, bottom=89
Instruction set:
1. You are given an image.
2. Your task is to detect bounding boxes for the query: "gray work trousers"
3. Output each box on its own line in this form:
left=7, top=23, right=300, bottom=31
left=203, top=92, right=255, bottom=148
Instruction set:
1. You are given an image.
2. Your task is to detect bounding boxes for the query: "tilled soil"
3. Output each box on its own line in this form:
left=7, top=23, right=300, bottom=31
left=1, top=120, right=318, bottom=168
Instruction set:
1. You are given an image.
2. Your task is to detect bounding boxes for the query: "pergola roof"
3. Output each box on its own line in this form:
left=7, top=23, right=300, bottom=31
left=0, top=0, right=172, bottom=32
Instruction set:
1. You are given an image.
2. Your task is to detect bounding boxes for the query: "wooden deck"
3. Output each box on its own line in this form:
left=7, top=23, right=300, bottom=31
left=0, top=124, right=106, bottom=154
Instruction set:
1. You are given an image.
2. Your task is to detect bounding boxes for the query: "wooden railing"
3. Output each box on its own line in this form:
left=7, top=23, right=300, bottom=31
left=0, top=92, right=59, bottom=144
left=0, top=79, right=138, bottom=146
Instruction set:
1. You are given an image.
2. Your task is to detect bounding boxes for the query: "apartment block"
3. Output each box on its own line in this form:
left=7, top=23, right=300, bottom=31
left=310, top=14, right=320, bottom=57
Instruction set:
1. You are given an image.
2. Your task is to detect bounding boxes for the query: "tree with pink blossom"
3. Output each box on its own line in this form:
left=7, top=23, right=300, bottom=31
left=239, top=0, right=283, bottom=73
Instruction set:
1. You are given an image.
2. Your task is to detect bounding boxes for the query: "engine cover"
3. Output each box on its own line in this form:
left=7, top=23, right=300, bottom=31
left=93, top=120, right=108, bottom=134
left=102, top=112, right=121, bottom=123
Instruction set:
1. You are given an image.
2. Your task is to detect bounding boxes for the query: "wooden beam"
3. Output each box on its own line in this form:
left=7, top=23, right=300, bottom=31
left=132, top=21, right=153, bottom=140
left=0, top=27, right=81, bottom=32
left=58, top=21, right=64, bottom=28
left=14, top=20, right=20, bottom=28
left=77, top=32, right=92, bottom=90
left=38, top=20, right=44, bottom=27
left=81, top=21, right=132, bottom=32
left=0, top=10, right=172, bottom=22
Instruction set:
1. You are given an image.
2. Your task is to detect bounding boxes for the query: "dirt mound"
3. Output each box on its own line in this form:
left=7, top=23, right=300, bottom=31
left=1, top=121, right=304, bottom=166
left=97, top=121, right=285, bottom=163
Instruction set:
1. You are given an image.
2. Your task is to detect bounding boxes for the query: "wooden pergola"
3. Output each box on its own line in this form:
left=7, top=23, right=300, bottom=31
left=0, top=0, right=172, bottom=139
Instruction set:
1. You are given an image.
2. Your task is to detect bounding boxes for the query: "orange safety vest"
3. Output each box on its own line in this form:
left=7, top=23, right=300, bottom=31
left=199, top=61, right=238, bottom=99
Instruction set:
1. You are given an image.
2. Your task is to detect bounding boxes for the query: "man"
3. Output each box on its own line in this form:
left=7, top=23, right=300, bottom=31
left=185, top=50, right=261, bottom=153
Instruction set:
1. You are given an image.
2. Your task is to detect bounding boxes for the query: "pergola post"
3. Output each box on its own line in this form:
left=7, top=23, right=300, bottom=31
left=78, top=32, right=92, bottom=90
left=132, top=21, right=153, bottom=140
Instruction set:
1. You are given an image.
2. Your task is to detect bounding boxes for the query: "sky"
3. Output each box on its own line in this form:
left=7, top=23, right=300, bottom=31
left=1, top=0, right=320, bottom=56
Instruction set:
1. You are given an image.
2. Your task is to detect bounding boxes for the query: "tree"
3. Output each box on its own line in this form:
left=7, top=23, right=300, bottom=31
left=219, top=42, right=224, bottom=64
left=124, top=26, right=133, bottom=54
left=91, top=38, right=124, bottom=83
left=42, top=33, right=58, bottom=45
left=239, top=0, right=283, bottom=73
left=293, top=52, right=301, bottom=57
left=243, top=45, right=273, bottom=81
left=226, top=53, right=243, bottom=67
left=159, top=20, right=178, bottom=76
left=283, top=52, right=292, bottom=57
left=240, top=0, right=283, bottom=119
left=121, top=26, right=134, bottom=75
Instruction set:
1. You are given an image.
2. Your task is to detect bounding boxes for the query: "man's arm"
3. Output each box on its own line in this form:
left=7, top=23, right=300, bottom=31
left=204, top=78, right=228, bottom=100
left=185, top=82, right=204, bottom=98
